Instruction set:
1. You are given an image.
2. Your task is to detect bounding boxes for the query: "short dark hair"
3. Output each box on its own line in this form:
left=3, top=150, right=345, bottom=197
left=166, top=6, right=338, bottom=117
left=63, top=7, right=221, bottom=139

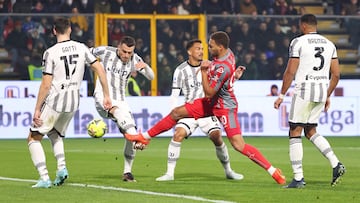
left=120, top=36, right=136, bottom=47
left=53, top=17, right=71, bottom=34
left=186, top=39, right=202, bottom=51
left=271, top=84, right=278, bottom=89
left=210, top=31, right=229, bottom=49
left=300, top=14, right=317, bottom=26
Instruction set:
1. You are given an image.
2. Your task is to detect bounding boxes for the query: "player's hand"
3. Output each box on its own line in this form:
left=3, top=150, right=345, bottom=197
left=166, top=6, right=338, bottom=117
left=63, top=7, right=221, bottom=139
left=235, top=66, right=246, bottom=80
left=32, top=110, right=43, bottom=127
left=134, top=142, right=147, bottom=150
left=237, top=66, right=246, bottom=71
left=135, top=61, right=147, bottom=70
left=103, top=96, right=112, bottom=110
left=324, top=97, right=330, bottom=112
left=200, top=60, right=211, bottom=71
left=274, top=97, right=283, bottom=109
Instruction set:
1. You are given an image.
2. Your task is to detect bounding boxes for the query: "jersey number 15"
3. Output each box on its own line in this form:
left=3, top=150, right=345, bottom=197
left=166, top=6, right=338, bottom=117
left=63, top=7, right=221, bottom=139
left=60, top=54, right=79, bottom=80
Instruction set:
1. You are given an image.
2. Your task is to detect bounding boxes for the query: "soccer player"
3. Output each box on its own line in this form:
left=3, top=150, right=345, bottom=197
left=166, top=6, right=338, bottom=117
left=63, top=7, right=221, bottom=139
left=156, top=39, right=243, bottom=181
left=126, top=31, right=286, bottom=185
left=274, top=14, right=345, bottom=188
left=90, top=36, right=154, bottom=182
left=28, top=17, right=111, bottom=188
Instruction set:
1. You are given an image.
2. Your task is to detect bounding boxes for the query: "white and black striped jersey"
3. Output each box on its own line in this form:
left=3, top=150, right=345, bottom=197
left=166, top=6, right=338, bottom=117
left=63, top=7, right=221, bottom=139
left=43, top=40, right=97, bottom=112
left=289, top=32, right=338, bottom=102
left=170, top=61, right=203, bottom=108
left=91, top=46, right=145, bottom=102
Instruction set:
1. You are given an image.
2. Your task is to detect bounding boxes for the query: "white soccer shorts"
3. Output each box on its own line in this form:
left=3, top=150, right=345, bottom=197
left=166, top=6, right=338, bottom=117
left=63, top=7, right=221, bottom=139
left=176, top=116, right=221, bottom=136
left=289, top=94, right=325, bottom=124
left=30, top=104, right=75, bottom=136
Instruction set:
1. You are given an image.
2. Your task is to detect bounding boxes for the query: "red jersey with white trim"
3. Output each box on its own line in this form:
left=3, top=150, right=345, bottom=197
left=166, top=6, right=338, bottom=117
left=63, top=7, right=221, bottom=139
left=208, top=49, right=238, bottom=109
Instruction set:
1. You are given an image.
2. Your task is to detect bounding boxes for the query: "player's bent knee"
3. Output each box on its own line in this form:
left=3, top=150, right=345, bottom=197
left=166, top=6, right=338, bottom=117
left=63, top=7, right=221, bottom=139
left=28, top=130, right=44, bottom=142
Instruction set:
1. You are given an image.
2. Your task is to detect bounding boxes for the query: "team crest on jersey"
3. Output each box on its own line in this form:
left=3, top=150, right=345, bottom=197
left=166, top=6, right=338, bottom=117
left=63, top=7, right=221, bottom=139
left=216, top=67, right=224, bottom=73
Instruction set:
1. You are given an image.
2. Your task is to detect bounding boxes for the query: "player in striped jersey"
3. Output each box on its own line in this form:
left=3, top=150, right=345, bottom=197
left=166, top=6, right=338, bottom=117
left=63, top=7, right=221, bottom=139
left=91, top=36, right=154, bottom=182
left=156, top=39, right=243, bottom=181
left=274, top=14, right=345, bottom=188
left=126, top=31, right=286, bottom=185
left=28, top=17, right=111, bottom=188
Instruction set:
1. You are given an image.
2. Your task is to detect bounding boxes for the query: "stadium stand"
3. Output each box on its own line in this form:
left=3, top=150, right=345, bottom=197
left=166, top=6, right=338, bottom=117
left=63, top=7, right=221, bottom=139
left=0, top=0, right=358, bottom=89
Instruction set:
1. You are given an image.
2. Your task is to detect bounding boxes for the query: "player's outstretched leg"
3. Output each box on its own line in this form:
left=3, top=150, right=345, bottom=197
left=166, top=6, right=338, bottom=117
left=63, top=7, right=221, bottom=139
left=125, top=114, right=177, bottom=145
left=124, top=131, right=150, bottom=145
left=229, top=135, right=286, bottom=184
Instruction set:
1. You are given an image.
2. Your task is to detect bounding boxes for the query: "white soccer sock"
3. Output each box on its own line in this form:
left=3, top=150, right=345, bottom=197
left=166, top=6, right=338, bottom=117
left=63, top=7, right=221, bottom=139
left=215, top=142, right=232, bottom=172
left=123, top=139, right=136, bottom=174
left=166, top=139, right=181, bottom=176
left=28, top=140, right=50, bottom=181
left=310, top=133, right=339, bottom=168
left=289, top=137, right=303, bottom=181
left=142, top=132, right=152, bottom=140
left=48, top=131, right=66, bottom=171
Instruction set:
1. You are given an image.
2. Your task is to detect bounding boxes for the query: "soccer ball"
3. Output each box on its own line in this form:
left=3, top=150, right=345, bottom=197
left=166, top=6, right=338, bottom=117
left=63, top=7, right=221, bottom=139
left=87, top=119, right=107, bottom=138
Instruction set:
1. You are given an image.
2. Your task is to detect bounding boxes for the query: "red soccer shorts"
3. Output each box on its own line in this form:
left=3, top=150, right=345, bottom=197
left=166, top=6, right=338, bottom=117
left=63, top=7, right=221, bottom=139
left=185, top=98, right=242, bottom=137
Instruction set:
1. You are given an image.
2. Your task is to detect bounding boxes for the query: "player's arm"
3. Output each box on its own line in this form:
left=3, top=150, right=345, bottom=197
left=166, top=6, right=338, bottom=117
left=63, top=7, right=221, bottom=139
left=200, top=60, right=217, bottom=98
left=33, top=73, right=52, bottom=127
left=325, top=58, right=340, bottom=111
left=169, top=68, right=182, bottom=109
left=274, top=57, right=299, bottom=109
left=89, top=46, right=106, bottom=58
left=327, top=58, right=340, bottom=98
left=134, top=54, right=154, bottom=80
left=281, top=57, right=299, bottom=95
left=90, top=60, right=112, bottom=110
left=235, top=66, right=246, bottom=80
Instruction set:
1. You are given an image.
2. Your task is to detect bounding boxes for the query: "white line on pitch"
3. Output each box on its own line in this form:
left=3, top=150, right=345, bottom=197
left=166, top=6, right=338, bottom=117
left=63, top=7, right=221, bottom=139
left=0, top=176, right=235, bottom=203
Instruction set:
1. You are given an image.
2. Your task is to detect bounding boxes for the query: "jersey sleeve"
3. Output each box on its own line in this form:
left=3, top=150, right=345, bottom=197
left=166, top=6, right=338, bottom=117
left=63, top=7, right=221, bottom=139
left=289, top=38, right=300, bottom=58
left=169, top=68, right=182, bottom=109
left=331, top=43, right=338, bottom=59
left=90, top=46, right=107, bottom=58
left=171, top=67, right=182, bottom=89
left=84, top=44, right=97, bottom=64
left=42, top=50, right=53, bottom=75
left=131, top=53, right=143, bottom=72
left=209, top=64, right=230, bottom=92
left=133, top=53, right=154, bottom=80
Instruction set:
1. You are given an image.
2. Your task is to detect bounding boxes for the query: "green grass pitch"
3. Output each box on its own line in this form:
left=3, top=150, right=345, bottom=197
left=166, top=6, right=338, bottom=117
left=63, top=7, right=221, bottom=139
left=0, top=136, right=358, bottom=203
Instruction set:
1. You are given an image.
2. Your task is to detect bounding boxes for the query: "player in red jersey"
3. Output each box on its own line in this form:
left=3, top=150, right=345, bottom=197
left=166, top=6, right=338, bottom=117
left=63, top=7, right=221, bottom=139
left=125, top=31, right=286, bottom=185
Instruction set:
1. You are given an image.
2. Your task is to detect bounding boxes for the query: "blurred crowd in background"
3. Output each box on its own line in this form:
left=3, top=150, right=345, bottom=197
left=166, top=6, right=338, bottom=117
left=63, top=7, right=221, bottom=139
left=0, top=0, right=359, bottom=95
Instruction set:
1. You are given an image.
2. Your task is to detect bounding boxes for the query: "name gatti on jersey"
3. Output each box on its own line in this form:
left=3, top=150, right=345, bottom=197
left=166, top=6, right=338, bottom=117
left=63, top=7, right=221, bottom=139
left=307, top=38, right=327, bottom=44
left=62, top=45, right=77, bottom=53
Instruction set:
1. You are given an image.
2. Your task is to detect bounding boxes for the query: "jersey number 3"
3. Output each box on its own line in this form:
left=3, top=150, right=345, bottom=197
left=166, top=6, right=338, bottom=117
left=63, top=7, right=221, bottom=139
left=60, top=54, right=79, bottom=80
left=313, top=47, right=324, bottom=71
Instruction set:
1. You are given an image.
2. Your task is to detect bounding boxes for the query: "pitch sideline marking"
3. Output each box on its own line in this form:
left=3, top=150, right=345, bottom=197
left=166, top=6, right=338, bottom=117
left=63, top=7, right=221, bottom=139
left=0, top=176, right=235, bottom=203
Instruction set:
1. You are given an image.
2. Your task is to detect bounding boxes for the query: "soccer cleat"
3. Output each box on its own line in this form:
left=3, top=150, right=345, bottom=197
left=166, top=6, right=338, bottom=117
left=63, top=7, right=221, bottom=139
left=123, top=172, right=136, bottom=182
left=331, top=162, right=346, bottom=186
left=156, top=174, right=174, bottom=181
left=272, top=168, right=286, bottom=185
left=54, top=168, right=68, bottom=186
left=284, top=178, right=305, bottom=188
left=32, top=179, right=52, bottom=188
left=225, top=170, right=244, bottom=180
left=124, top=132, right=150, bottom=145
